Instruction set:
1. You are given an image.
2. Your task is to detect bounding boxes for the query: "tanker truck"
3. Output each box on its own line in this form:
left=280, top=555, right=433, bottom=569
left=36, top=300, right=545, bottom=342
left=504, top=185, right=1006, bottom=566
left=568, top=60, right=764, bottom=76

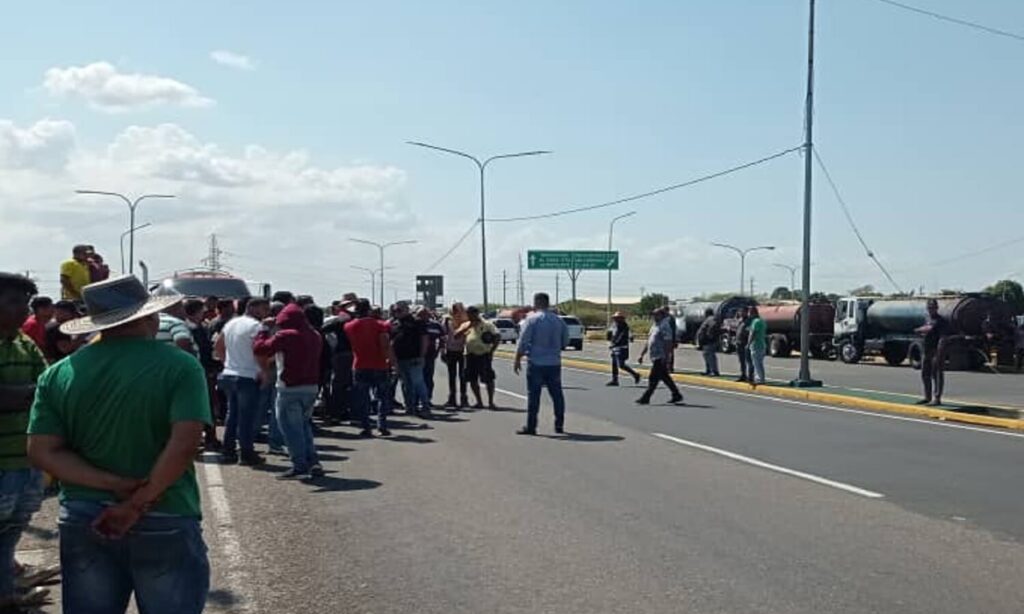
left=758, top=302, right=837, bottom=359
left=833, top=294, right=1016, bottom=370
left=672, top=296, right=757, bottom=350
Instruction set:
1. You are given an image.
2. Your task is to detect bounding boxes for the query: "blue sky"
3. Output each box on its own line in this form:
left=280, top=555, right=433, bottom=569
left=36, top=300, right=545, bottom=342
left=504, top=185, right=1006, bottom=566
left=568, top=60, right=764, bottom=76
left=2, top=0, right=1022, bottom=304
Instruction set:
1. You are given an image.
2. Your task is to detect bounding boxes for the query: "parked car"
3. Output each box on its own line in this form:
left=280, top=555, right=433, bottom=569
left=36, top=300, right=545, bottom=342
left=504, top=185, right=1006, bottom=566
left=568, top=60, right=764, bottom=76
left=492, top=318, right=519, bottom=344
left=156, top=271, right=254, bottom=299
left=560, top=315, right=585, bottom=351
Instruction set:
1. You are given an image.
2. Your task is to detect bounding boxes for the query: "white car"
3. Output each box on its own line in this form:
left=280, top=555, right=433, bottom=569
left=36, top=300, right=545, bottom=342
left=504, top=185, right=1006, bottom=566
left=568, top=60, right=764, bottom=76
left=560, top=315, right=585, bottom=351
left=492, top=318, right=519, bottom=344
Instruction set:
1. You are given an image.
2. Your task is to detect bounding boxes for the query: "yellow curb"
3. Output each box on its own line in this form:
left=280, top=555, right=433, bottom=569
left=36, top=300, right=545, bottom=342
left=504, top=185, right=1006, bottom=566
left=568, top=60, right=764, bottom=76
left=495, top=351, right=1024, bottom=431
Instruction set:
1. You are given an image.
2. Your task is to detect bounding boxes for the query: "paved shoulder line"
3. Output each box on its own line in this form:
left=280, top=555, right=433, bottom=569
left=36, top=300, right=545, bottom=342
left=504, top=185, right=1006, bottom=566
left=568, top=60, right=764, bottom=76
left=652, top=433, right=885, bottom=499
left=494, top=351, right=1024, bottom=432
left=202, top=458, right=257, bottom=612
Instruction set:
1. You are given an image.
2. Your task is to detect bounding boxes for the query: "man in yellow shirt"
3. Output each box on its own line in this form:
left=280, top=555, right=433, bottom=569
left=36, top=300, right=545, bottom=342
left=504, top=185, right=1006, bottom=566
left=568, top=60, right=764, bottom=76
left=456, top=306, right=500, bottom=409
left=59, top=245, right=93, bottom=302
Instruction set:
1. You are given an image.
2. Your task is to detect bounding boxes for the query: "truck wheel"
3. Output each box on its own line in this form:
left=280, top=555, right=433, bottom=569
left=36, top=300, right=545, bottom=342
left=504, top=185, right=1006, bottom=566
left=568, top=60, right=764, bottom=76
left=839, top=341, right=861, bottom=364
left=908, top=343, right=923, bottom=370
left=882, top=344, right=908, bottom=366
left=769, top=336, right=791, bottom=358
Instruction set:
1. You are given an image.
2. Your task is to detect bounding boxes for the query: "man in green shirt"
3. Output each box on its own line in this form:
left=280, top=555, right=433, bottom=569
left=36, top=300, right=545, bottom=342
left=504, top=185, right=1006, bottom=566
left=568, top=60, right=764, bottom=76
left=27, top=275, right=212, bottom=614
left=748, top=306, right=768, bottom=386
left=0, top=273, right=51, bottom=611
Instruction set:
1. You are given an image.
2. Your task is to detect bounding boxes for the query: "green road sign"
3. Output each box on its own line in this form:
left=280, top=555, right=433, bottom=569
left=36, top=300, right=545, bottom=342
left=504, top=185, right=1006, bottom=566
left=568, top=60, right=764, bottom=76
left=527, top=250, right=619, bottom=270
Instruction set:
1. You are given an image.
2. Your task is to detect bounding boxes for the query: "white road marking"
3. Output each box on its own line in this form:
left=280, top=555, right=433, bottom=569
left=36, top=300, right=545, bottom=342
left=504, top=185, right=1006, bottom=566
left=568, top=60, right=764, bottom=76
left=652, top=432, right=885, bottom=499
left=201, top=457, right=257, bottom=612
left=547, top=363, right=1024, bottom=441
left=495, top=388, right=527, bottom=401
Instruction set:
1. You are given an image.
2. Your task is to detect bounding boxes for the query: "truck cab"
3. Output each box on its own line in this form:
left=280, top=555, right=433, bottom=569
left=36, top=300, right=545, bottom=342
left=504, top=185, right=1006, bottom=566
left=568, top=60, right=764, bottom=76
left=834, top=297, right=869, bottom=343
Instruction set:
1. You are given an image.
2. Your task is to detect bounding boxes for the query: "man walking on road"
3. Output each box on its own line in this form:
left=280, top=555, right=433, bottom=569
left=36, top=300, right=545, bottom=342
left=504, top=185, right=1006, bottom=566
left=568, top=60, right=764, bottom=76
left=345, top=299, right=394, bottom=437
left=637, top=309, right=684, bottom=405
left=748, top=306, right=767, bottom=386
left=514, top=293, right=569, bottom=435
left=460, top=306, right=500, bottom=410
left=215, top=298, right=270, bottom=466
left=916, top=298, right=949, bottom=406
left=734, top=306, right=753, bottom=382
left=607, top=311, right=640, bottom=386
left=28, top=275, right=211, bottom=614
left=253, top=303, right=324, bottom=479
left=0, top=273, right=51, bottom=611
left=696, top=308, right=721, bottom=376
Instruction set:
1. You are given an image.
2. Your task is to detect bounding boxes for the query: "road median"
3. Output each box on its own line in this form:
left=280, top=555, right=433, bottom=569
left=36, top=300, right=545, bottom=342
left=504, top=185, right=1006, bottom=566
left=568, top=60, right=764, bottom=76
left=495, top=350, right=1024, bottom=431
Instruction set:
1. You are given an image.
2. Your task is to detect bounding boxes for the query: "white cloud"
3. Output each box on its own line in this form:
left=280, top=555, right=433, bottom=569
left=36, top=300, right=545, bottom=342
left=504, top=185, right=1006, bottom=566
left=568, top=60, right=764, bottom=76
left=0, top=119, right=75, bottom=171
left=42, top=62, right=214, bottom=112
left=210, top=50, right=256, bottom=71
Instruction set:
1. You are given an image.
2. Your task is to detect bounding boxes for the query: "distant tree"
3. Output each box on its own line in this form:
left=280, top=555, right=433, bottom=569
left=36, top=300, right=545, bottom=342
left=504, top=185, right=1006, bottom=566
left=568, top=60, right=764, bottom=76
left=848, top=284, right=882, bottom=297
left=985, top=279, right=1024, bottom=315
left=770, top=286, right=793, bottom=301
left=638, top=293, right=670, bottom=314
left=690, top=292, right=735, bottom=302
left=938, top=288, right=963, bottom=296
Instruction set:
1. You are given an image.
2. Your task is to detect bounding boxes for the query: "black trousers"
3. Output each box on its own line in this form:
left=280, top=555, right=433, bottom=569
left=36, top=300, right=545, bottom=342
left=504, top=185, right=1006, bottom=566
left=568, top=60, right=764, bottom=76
left=327, top=351, right=353, bottom=419
left=736, top=343, right=751, bottom=381
left=444, top=351, right=467, bottom=402
left=610, top=349, right=639, bottom=382
left=639, top=358, right=681, bottom=402
left=921, top=351, right=944, bottom=401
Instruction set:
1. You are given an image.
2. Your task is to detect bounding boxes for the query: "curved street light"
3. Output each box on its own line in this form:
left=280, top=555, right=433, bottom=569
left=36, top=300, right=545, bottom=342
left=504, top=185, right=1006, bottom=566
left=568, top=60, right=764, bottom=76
left=407, top=141, right=551, bottom=312
left=607, top=211, right=637, bottom=323
left=76, top=190, right=175, bottom=275
left=350, top=238, right=417, bottom=306
left=120, top=222, right=153, bottom=274
left=711, top=242, right=775, bottom=296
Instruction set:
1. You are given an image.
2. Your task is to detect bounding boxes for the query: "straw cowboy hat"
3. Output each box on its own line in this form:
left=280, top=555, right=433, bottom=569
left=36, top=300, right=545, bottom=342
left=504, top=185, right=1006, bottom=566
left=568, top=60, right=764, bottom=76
left=60, top=275, right=183, bottom=336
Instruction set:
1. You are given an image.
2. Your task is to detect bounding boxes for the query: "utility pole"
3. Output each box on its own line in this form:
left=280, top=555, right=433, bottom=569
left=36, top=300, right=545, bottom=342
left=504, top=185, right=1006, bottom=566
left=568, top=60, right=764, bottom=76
left=517, top=253, right=525, bottom=305
left=202, top=234, right=225, bottom=272
left=793, top=0, right=821, bottom=388
left=502, top=269, right=508, bottom=307
left=555, top=273, right=560, bottom=307
left=750, top=277, right=755, bottom=297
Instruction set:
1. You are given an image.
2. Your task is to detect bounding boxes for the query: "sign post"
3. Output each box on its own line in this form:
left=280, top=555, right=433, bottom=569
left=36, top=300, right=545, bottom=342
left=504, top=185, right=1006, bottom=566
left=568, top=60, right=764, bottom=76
left=527, top=250, right=619, bottom=313
left=415, top=275, right=444, bottom=309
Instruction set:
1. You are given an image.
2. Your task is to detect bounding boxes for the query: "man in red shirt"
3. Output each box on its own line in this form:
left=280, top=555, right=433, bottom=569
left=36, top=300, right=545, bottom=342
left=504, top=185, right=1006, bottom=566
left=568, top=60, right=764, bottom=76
left=344, top=299, right=393, bottom=438
left=20, top=296, right=53, bottom=350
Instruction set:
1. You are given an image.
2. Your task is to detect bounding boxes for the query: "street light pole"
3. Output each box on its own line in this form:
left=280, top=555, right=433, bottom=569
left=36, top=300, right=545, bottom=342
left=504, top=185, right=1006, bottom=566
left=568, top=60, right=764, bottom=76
left=350, top=238, right=417, bottom=307
left=711, top=243, right=776, bottom=295
left=773, top=263, right=798, bottom=291
left=407, top=141, right=551, bottom=312
left=607, top=211, right=636, bottom=324
left=351, top=265, right=395, bottom=303
left=120, top=222, right=153, bottom=273
left=793, top=0, right=821, bottom=388
left=76, top=190, right=175, bottom=275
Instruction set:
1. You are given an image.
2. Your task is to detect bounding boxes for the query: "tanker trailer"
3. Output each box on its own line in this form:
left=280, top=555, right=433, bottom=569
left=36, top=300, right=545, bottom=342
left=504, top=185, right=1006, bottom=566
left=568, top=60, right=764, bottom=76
left=759, top=302, right=836, bottom=359
left=673, top=296, right=757, bottom=351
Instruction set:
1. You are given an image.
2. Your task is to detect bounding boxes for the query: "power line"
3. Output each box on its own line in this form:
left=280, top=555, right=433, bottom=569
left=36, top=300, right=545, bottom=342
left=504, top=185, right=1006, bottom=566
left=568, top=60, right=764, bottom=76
left=812, top=147, right=904, bottom=294
left=487, top=146, right=804, bottom=223
left=866, top=0, right=1024, bottom=43
left=426, top=220, right=480, bottom=272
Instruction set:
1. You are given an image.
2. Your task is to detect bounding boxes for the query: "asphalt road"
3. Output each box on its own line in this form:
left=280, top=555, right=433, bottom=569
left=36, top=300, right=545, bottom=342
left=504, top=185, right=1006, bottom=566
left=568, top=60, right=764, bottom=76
left=567, top=340, right=1024, bottom=409
left=159, top=357, right=1024, bottom=614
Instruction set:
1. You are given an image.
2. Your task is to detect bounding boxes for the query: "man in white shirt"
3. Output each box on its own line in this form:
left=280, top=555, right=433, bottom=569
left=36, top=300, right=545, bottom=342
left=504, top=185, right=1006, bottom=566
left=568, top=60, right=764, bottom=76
left=214, top=298, right=270, bottom=465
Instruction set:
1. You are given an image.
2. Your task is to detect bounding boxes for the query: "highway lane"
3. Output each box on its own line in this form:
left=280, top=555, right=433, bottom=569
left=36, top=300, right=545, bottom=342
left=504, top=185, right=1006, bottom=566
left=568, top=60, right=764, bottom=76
left=568, top=340, right=1024, bottom=409
left=194, top=363, right=1024, bottom=613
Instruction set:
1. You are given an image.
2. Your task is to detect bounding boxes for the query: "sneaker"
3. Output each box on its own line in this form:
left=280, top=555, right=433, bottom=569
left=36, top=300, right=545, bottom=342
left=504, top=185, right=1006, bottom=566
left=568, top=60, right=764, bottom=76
left=670, top=395, right=685, bottom=405
left=309, top=464, right=325, bottom=478
left=267, top=446, right=288, bottom=457
left=460, top=397, right=470, bottom=408
left=219, top=452, right=239, bottom=465
left=487, top=402, right=499, bottom=410
left=444, top=398, right=457, bottom=409
left=554, top=425, right=565, bottom=434
left=239, top=452, right=265, bottom=467
left=359, top=429, right=374, bottom=438
left=929, top=399, right=942, bottom=406
left=635, top=398, right=650, bottom=405
left=516, top=427, right=537, bottom=436
left=379, top=428, right=392, bottom=437
left=633, top=373, right=641, bottom=385
left=276, top=469, right=308, bottom=480
left=605, top=381, right=619, bottom=387
left=915, top=398, right=931, bottom=405
left=473, top=401, right=485, bottom=410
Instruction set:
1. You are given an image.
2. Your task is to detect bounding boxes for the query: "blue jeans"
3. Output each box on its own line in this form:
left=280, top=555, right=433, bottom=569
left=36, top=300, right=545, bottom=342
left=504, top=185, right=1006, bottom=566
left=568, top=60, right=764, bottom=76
left=397, top=358, right=430, bottom=412
left=260, top=381, right=285, bottom=451
left=0, top=469, right=43, bottom=599
left=218, top=374, right=260, bottom=455
left=276, top=387, right=320, bottom=473
left=749, top=345, right=767, bottom=384
left=701, top=345, right=719, bottom=375
left=59, top=500, right=208, bottom=614
left=526, top=364, right=566, bottom=432
left=353, top=369, right=391, bottom=431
